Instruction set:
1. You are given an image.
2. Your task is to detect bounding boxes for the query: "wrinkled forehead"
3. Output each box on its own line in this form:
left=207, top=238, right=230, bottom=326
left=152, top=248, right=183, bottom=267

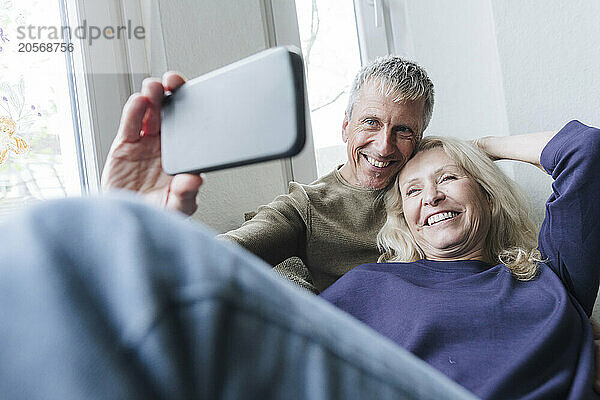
left=397, top=147, right=456, bottom=185
left=355, top=79, right=426, bottom=134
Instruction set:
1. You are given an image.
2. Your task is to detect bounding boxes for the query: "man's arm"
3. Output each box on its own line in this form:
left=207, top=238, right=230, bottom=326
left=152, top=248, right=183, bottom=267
left=101, top=73, right=203, bottom=215
left=219, top=184, right=309, bottom=266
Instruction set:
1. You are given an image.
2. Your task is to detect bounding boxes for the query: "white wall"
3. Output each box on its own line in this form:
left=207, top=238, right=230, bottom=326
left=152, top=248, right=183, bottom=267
left=152, top=0, right=291, bottom=233
left=395, top=0, right=600, bottom=136
left=394, top=0, right=510, bottom=141
left=392, top=0, right=600, bottom=223
left=491, top=0, right=600, bottom=134
left=490, top=1, right=600, bottom=223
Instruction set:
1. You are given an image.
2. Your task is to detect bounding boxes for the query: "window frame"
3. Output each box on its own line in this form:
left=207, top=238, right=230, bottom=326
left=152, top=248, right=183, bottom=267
left=259, top=0, right=319, bottom=184
left=69, top=0, right=323, bottom=189
left=353, top=0, right=393, bottom=63
left=61, top=0, right=141, bottom=193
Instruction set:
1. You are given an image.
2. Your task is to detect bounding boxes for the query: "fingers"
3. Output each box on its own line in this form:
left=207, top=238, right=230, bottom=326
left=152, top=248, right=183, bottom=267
left=166, top=173, right=204, bottom=216
left=116, top=93, right=148, bottom=143
left=117, top=74, right=182, bottom=143
left=140, top=78, right=164, bottom=136
left=138, top=74, right=185, bottom=136
left=141, top=77, right=164, bottom=104
left=163, top=71, right=186, bottom=92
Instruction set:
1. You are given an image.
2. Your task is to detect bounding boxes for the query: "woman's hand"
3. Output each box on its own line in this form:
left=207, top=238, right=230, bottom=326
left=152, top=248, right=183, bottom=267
left=472, top=131, right=556, bottom=171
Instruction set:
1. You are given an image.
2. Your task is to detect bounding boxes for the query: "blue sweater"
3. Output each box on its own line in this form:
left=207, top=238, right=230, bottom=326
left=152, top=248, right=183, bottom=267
left=320, top=121, right=600, bottom=399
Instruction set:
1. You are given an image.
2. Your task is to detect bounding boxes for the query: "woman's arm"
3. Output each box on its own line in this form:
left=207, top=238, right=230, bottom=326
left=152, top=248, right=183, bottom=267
left=479, top=121, right=600, bottom=315
left=535, top=121, right=600, bottom=315
left=473, top=131, right=556, bottom=170
left=478, top=123, right=600, bottom=395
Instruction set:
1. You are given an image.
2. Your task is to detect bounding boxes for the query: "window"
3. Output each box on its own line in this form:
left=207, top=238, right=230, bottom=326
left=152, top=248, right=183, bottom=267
left=0, top=0, right=144, bottom=219
left=294, top=0, right=362, bottom=176
left=293, top=0, right=395, bottom=177
left=0, top=0, right=84, bottom=218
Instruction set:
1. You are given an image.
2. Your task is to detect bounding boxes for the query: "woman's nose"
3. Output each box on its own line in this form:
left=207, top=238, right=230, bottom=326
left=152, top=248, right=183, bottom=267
left=422, top=185, right=445, bottom=206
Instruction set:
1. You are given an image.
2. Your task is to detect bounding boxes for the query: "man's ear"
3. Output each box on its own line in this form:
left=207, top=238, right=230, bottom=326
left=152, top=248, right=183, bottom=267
left=342, top=113, right=350, bottom=143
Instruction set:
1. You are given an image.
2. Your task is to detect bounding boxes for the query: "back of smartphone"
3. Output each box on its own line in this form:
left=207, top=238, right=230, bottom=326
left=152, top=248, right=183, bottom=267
left=161, top=46, right=306, bottom=175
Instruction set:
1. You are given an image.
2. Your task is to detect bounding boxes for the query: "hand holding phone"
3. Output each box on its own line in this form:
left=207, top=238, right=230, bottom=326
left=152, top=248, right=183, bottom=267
left=102, top=47, right=305, bottom=216
left=101, top=72, right=204, bottom=216
left=161, top=46, right=306, bottom=175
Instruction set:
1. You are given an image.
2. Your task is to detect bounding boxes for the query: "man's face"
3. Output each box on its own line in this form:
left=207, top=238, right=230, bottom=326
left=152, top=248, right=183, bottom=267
left=340, top=81, right=425, bottom=189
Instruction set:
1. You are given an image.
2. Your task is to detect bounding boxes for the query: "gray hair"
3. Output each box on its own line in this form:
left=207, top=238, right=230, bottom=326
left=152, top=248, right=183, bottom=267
left=377, top=136, right=541, bottom=281
left=346, top=56, right=435, bottom=133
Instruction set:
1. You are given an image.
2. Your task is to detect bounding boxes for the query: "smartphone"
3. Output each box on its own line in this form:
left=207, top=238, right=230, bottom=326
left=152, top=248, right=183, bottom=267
left=161, top=46, right=306, bottom=175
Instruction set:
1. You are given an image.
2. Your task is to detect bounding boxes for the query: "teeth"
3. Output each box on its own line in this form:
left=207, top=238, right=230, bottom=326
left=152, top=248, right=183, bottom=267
left=365, top=156, right=391, bottom=168
left=427, top=211, right=459, bottom=226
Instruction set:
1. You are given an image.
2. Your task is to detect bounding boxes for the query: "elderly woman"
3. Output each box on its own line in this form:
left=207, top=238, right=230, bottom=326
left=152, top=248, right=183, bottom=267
left=320, top=120, right=600, bottom=399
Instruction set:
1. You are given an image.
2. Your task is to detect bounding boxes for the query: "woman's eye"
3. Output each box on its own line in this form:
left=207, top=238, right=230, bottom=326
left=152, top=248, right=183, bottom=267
left=406, top=188, right=419, bottom=196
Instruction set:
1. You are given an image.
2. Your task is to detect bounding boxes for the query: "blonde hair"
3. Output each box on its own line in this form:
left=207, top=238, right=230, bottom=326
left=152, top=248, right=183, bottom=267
left=377, top=136, right=541, bottom=281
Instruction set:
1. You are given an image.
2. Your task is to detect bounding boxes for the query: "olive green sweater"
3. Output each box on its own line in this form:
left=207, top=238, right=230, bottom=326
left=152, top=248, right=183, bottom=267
left=220, top=168, right=386, bottom=292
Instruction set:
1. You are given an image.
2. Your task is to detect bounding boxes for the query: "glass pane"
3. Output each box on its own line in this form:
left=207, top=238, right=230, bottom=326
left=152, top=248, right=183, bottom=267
left=295, top=0, right=362, bottom=177
left=0, top=0, right=81, bottom=219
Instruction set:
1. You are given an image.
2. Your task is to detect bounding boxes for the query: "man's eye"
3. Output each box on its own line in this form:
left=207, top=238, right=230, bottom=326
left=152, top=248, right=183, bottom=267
left=395, top=126, right=416, bottom=138
left=440, top=175, right=456, bottom=183
left=364, top=119, right=378, bottom=126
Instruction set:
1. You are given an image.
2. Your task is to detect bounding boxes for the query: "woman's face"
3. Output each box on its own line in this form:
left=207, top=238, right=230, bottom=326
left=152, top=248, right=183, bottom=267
left=397, top=147, right=491, bottom=261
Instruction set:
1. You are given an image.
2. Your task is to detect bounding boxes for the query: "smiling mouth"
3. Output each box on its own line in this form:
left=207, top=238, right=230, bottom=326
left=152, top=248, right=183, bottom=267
left=426, top=211, right=461, bottom=226
left=364, top=154, right=394, bottom=168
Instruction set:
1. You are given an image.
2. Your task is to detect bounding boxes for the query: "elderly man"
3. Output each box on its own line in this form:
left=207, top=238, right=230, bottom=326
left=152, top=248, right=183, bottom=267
left=102, top=56, right=434, bottom=293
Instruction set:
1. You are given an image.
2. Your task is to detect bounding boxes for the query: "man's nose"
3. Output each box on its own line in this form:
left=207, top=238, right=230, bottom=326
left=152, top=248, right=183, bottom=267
left=374, top=128, right=396, bottom=157
left=423, top=184, right=445, bottom=206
